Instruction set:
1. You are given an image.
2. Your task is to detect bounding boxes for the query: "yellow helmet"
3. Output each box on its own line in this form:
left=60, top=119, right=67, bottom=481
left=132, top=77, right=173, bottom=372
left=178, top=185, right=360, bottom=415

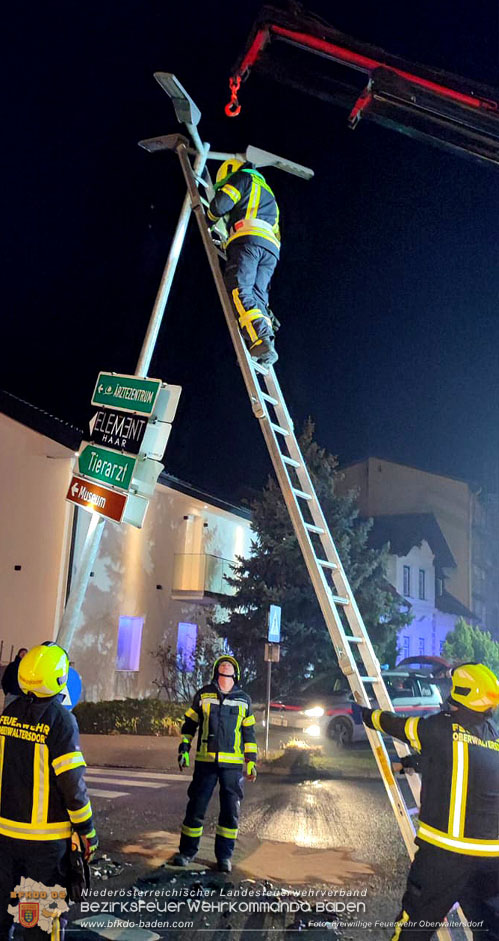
left=216, top=159, right=243, bottom=185
left=18, top=643, right=69, bottom=698
left=449, top=662, right=499, bottom=712
left=212, top=655, right=240, bottom=684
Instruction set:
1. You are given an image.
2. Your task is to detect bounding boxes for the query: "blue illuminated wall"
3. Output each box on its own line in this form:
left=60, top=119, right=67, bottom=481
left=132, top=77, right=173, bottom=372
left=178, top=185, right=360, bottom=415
left=177, top=621, right=198, bottom=673
left=116, top=616, right=144, bottom=671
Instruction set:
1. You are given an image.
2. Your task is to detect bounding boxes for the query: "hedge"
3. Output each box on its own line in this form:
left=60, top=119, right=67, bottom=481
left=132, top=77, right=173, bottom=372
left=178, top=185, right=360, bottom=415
left=73, top=698, right=185, bottom=736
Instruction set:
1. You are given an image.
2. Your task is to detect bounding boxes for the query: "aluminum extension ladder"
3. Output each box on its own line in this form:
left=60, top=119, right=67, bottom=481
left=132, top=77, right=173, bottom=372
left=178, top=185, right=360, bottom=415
left=171, top=137, right=466, bottom=941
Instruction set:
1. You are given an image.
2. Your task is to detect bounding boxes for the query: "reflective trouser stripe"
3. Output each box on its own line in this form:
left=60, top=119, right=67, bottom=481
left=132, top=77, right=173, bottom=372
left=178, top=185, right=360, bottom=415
left=216, top=825, right=238, bottom=839
left=232, top=289, right=260, bottom=343
left=181, top=824, right=203, bottom=837
left=391, top=910, right=410, bottom=940
left=32, top=743, right=49, bottom=825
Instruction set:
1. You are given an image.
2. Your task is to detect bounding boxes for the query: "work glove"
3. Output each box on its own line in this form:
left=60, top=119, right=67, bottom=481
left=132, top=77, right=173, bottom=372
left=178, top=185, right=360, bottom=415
left=78, top=828, right=99, bottom=862
left=360, top=706, right=373, bottom=725
left=246, top=760, right=257, bottom=782
left=267, top=308, right=281, bottom=333
left=178, top=743, right=190, bottom=771
left=393, top=754, right=420, bottom=776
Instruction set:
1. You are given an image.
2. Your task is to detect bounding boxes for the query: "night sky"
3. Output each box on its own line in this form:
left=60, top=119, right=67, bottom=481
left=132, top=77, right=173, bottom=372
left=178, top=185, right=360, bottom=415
left=4, top=0, right=499, bottom=502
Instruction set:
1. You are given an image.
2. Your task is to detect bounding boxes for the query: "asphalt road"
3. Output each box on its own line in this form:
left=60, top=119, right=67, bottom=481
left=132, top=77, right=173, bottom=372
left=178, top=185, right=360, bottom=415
left=67, top=761, right=412, bottom=940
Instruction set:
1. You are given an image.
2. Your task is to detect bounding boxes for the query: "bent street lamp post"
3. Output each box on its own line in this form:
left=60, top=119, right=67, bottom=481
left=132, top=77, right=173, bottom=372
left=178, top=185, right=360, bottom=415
left=57, top=79, right=207, bottom=651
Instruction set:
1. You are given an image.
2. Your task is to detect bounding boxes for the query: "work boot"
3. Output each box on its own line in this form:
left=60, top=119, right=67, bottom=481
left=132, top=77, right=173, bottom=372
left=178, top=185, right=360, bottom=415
left=172, top=853, right=194, bottom=867
left=217, top=858, right=232, bottom=873
left=251, top=336, right=278, bottom=366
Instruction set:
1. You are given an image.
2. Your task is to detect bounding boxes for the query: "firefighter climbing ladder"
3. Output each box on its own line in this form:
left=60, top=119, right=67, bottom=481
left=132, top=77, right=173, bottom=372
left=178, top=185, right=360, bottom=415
left=140, top=74, right=469, bottom=940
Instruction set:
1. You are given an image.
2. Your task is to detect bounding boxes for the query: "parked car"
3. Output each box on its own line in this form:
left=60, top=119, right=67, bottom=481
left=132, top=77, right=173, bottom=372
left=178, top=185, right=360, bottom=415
left=267, top=670, right=442, bottom=745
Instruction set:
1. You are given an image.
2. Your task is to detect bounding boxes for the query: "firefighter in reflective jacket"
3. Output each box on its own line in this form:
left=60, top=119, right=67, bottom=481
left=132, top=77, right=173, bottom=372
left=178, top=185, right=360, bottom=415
left=173, top=656, right=257, bottom=873
left=207, top=159, right=280, bottom=366
left=362, top=662, right=499, bottom=940
left=0, top=643, right=98, bottom=940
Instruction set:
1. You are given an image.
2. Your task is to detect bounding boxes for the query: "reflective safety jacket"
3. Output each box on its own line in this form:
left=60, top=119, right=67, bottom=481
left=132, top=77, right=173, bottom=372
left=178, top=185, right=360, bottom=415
left=0, top=694, right=95, bottom=842
left=207, top=164, right=280, bottom=258
left=363, top=706, right=499, bottom=857
left=181, top=683, right=258, bottom=766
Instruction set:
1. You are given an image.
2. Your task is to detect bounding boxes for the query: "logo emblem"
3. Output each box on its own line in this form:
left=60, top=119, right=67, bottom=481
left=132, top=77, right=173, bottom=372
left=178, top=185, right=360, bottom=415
left=19, top=902, right=39, bottom=927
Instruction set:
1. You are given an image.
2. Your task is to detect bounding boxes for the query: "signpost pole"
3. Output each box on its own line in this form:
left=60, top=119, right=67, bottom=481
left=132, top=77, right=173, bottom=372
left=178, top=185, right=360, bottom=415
left=264, top=656, right=272, bottom=758
left=57, top=115, right=207, bottom=652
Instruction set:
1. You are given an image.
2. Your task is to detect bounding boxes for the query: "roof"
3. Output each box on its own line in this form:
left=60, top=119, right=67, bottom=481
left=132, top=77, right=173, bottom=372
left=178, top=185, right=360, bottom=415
left=436, top=589, right=476, bottom=620
left=369, top=513, right=456, bottom=569
left=340, top=455, right=473, bottom=488
left=0, top=388, right=251, bottom=522
left=0, top=389, right=83, bottom=450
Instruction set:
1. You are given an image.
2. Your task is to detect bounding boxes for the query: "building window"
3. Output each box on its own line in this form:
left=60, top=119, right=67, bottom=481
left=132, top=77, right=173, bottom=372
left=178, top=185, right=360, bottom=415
left=403, top=565, right=411, bottom=597
left=177, top=622, right=198, bottom=673
left=435, top=577, right=443, bottom=597
left=439, top=639, right=446, bottom=654
left=418, top=637, right=425, bottom=655
left=116, top=616, right=144, bottom=671
left=402, top=636, right=410, bottom=658
left=419, top=569, right=425, bottom=600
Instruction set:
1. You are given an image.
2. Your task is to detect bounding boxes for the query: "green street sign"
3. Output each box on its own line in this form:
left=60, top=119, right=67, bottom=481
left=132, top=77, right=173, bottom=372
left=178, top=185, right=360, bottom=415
left=78, top=444, right=137, bottom=491
left=91, top=372, right=162, bottom=416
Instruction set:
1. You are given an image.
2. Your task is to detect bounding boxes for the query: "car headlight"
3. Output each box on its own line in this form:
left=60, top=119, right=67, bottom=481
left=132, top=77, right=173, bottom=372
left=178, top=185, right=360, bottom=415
left=303, top=706, right=324, bottom=718
left=304, top=724, right=321, bottom=736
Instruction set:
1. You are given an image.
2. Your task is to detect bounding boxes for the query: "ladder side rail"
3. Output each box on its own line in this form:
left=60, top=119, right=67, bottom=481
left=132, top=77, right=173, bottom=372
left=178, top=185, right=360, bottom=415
left=174, top=140, right=268, bottom=422
left=259, top=378, right=423, bottom=804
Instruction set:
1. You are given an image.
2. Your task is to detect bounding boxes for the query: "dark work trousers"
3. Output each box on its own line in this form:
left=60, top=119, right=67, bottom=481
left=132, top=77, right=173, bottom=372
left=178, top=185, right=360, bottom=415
left=392, top=843, right=499, bottom=940
left=179, top=762, right=244, bottom=862
left=0, top=835, right=70, bottom=939
left=224, top=242, right=278, bottom=352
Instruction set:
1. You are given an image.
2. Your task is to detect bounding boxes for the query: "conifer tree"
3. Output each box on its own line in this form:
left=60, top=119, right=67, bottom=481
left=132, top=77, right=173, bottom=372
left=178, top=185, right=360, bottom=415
left=217, top=420, right=410, bottom=696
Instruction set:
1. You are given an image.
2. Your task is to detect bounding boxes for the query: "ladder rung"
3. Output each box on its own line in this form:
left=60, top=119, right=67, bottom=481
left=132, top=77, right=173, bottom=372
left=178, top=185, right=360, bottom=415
left=361, top=676, right=378, bottom=683
left=282, top=455, right=301, bottom=468
left=252, top=360, right=269, bottom=375
left=292, top=488, right=312, bottom=500
left=304, top=523, right=324, bottom=534
left=261, top=391, right=279, bottom=406
left=316, top=558, right=337, bottom=569
left=408, top=806, right=419, bottom=816
left=330, top=594, right=350, bottom=605
left=346, top=635, right=364, bottom=644
left=271, top=422, right=290, bottom=437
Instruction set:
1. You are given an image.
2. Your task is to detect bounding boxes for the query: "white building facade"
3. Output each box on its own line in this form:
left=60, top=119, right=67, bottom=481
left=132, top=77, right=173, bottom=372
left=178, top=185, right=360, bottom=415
left=0, top=393, right=252, bottom=701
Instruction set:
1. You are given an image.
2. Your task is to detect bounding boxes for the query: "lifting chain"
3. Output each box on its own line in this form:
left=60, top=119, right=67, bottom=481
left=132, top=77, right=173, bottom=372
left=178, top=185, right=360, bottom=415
left=225, top=75, right=241, bottom=117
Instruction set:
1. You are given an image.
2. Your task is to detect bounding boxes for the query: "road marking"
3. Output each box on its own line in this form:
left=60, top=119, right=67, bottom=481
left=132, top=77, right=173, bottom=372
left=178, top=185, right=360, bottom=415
left=87, top=788, right=129, bottom=799
left=86, top=767, right=185, bottom=782
left=85, top=776, right=166, bottom=788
